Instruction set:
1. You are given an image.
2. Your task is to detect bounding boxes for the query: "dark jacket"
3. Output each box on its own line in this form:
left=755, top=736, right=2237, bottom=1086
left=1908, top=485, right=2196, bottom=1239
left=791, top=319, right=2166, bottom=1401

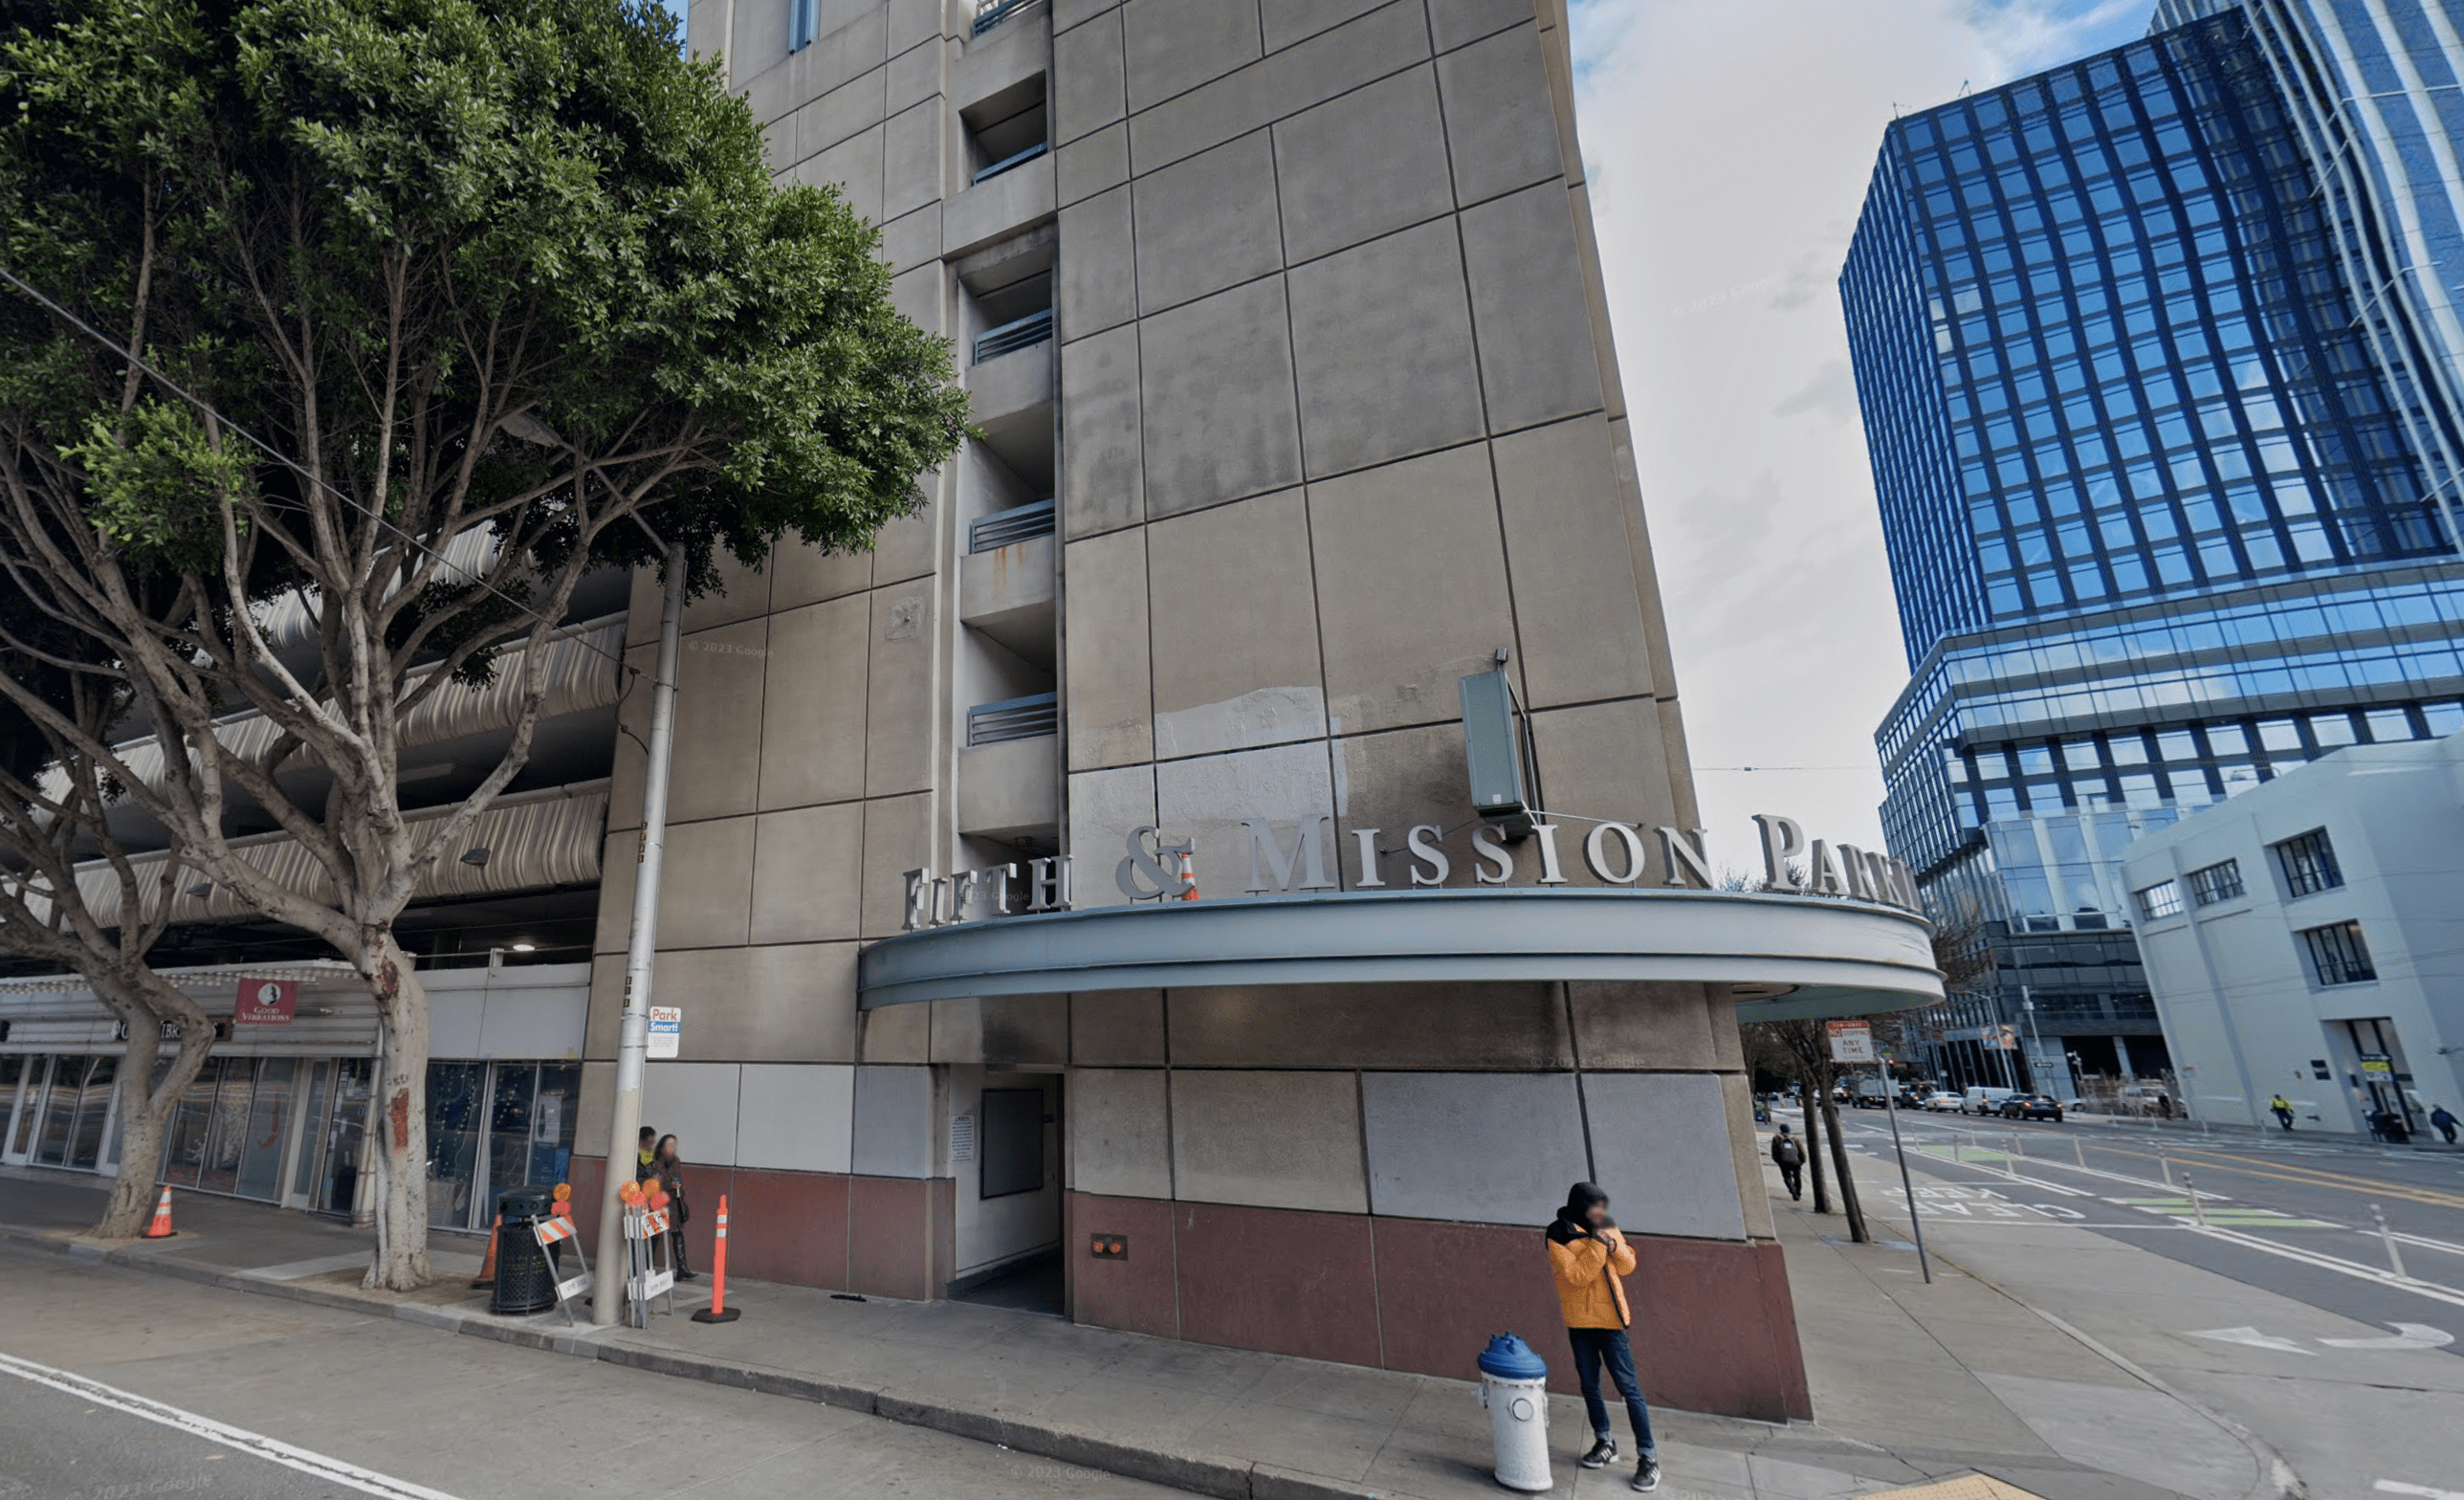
left=1771, top=1134, right=1804, bottom=1167
left=646, top=1158, right=690, bottom=1224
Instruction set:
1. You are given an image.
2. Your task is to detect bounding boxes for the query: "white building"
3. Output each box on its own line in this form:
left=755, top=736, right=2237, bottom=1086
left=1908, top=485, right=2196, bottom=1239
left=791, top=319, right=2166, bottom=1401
left=2122, top=736, right=2464, bottom=1137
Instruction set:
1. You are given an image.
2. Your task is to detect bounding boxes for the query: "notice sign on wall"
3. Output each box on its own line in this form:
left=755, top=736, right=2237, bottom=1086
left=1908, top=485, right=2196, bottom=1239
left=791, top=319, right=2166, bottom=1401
left=648, top=1005, right=682, bottom=1059
left=1825, top=1020, right=1876, bottom=1064
left=232, top=979, right=297, bottom=1026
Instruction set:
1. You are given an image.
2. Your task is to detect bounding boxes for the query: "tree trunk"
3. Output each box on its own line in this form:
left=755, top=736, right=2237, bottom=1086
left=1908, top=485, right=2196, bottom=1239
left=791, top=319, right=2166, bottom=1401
left=1803, top=1080, right=1832, bottom=1214
left=1818, top=1092, right=1870, bottom=1243
left=363, top=933, right=433, bottom=1291
left=93, top=1018, right=213, bottom=1238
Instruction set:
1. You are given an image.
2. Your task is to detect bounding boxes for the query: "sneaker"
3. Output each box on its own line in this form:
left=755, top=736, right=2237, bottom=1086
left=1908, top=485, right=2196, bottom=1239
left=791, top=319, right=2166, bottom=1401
left=1578, top=1436, right=1617, bottom=1470
left=1631, top=1456, right=1661, bottom=1492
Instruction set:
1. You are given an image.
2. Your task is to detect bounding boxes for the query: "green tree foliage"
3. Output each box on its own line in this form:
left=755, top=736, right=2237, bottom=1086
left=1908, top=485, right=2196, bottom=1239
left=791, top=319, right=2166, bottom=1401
left=0, top=0, right=968, bottom=1285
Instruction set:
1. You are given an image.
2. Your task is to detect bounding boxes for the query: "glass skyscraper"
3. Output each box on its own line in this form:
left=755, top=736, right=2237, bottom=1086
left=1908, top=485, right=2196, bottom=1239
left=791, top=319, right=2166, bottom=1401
left=1842, top=2, right=2464, bottom=1093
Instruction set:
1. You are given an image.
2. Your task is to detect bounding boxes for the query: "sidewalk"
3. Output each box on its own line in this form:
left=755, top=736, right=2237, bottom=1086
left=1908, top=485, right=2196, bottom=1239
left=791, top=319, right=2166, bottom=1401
left=0, top=1167, right=2289, bottom=1500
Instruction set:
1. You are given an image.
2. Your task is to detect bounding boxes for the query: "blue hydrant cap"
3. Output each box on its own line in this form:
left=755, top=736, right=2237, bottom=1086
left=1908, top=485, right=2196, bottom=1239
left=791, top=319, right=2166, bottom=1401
left=1478, top=1333, right=1549, bottom=1379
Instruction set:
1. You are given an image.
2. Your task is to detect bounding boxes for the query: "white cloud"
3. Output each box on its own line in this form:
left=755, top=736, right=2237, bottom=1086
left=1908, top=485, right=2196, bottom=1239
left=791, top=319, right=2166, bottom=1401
left=1567, top=0, right=2152, bottom=860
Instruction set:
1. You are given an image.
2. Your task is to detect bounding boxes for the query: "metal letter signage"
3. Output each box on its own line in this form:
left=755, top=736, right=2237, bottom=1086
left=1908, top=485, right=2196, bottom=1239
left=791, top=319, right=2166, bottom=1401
left=903, top=855, right=1075, bottom=932
left=1243, top=817, right=1336, bottom=893
left=1117, top=826, right=1195, bottom=901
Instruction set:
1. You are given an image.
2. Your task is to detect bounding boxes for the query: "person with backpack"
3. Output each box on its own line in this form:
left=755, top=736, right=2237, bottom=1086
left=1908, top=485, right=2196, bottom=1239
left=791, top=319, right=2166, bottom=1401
left=1546, top=1182, right=1659, bottom=1492
left=1770, top=1124, right=1806, bottom=1201
left=2431, top=1103, right=2458, bottom=1145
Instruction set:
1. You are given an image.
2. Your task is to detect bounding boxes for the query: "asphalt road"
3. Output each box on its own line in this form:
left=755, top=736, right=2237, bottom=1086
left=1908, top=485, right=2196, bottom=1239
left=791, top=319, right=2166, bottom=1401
left=1803, top=1104, right=2464, bottom=1357
left=0, top=1246, right=1188, bottom=1500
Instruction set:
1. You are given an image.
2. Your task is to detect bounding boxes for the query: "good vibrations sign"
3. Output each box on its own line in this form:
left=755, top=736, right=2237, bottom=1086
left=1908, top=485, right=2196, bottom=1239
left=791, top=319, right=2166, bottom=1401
left=903, top=811, right=1920, bottom=933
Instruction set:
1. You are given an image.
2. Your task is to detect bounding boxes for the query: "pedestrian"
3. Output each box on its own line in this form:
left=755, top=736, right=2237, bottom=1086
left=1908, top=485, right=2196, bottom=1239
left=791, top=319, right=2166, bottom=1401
left=1770, top=1124, right=1805, bottom=1202
left=2431, top=1104, right=2459, bottom=1145
left=636, top=1124, right=658, bottom=1179
left=1546, top=1182, right=1659, bottom=1492
left=2270, top=1094, right=2295, bottom=1132
left=645, top=1134, right=694, bottom=1281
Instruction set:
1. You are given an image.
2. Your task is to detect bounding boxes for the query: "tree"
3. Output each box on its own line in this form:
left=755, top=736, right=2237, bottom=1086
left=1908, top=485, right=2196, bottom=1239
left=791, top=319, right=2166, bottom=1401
left=1749, top=1018, right=1871, bottom=1243
left=0, top=609, right=214, bottom=1237
left=0, top=0, right=968, bottom=1287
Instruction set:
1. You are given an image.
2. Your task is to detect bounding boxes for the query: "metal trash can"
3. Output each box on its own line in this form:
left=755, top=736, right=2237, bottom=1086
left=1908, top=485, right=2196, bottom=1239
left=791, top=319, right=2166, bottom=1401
left=491, top=1186, right=558, bottom=1316
left=1476, top=1333, right=1551, bottom=1492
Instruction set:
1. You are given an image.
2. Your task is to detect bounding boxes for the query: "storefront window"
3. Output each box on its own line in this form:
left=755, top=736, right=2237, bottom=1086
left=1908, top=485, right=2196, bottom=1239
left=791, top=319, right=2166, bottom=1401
left=0, top=1056, right=23, bottom=1157
left=233, top=1059, right=295, bottom=1200
left=67, top=1056, right=116, bottom=1171
left=198, top=1059, right=253, bottom=1193
left=163, top=1057, right=222, bottom=1186
left=530, top=1064, right=580, bottom=1188
left=36, top=1056, right=83, bottom=1166
left=426, top=1062, right=487, bottom=1228
left=317, top=1059, right=371, bottom=1215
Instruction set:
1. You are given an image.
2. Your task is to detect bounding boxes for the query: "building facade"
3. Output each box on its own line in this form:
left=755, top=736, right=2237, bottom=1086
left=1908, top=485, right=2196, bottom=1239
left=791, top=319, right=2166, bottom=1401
left=2121, top=734, right=2464, bottom=1136
left=0, top=0, right=1956, bottom=1424
left=1843, top=2, right=2464, bottom=1097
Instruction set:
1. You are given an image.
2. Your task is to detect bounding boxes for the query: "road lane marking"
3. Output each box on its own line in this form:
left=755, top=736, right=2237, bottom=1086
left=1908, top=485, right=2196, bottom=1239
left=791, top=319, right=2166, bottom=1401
left=2377, top=1481, right=2464, bottom=1500
left=2318, top=1322, right=2453, bottom=1351
left=2188, top=1326, right=2311, bottom=1355
left=2176, top=1225, right=2464, bottom=1311
left=0, top=1350, right=469, bottom=1500
left=2096, top=1143, right=2464, bottom=1212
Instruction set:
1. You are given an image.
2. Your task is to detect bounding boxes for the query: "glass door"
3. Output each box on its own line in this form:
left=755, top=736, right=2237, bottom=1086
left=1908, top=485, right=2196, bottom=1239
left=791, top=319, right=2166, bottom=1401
left=197, top=1059, right=254, bottom=1194
left=289, top=1062, right=334, bottom=1207
left=319, top=1058, right=371, bottom=1216
left=66, top=1056, right=117, bottom=1171
left=0, top=1057, right=24, bottom=1163
left=425, top=1062, right=486, bottom=1228
left=233, top=1059, right=296, bottom=1201
left=161, top=1057, right=222, bottom=1187
left=34, top=1056, right=85, bottom=1166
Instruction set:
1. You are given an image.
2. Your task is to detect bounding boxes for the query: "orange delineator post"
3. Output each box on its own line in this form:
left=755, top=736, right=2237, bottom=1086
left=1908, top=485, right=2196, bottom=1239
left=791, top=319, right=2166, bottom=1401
left=691, top=1194, right=740, bottom=1323
left=143, top=1185, right=175, bottom=1239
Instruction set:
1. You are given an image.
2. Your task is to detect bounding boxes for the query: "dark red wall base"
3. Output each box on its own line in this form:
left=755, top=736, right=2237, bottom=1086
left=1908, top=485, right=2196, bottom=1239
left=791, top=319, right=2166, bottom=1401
left=1067, top=1191, right=1811, bottom=1423
left=558, top=1162, right=1808, bottom=1422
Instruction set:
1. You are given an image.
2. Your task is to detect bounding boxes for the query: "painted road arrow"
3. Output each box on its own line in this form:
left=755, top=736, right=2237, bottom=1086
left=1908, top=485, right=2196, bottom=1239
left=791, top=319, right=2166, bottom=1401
left=2319, top=1322, right=2453, bottom=1351
left=2188, top=1326, right=2311, bottom=1354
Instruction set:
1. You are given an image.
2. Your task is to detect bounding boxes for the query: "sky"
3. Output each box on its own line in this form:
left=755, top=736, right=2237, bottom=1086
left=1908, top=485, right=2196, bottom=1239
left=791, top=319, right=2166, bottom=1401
left=1564, top=0, right=2154, bottom=863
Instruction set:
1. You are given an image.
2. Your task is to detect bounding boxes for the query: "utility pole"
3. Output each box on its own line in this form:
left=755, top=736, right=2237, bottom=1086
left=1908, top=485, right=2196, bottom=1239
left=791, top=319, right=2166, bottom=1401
left=592, top=542, right=688, bottom=1327
left=2022, top=984, right=2046, bottom=1092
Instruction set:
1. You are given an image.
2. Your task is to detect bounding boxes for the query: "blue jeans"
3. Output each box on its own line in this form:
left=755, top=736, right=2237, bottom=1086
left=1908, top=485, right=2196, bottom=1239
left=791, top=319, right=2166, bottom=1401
left=1567, top=1326, right=1654, bottom=1455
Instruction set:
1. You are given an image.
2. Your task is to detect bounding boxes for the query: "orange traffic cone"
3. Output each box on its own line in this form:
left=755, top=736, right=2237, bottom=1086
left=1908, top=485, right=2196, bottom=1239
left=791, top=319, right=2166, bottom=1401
left=691, top=1195, right=740, bottom=1323
left=143, top=1185, right=175, bottom=1239
left=1176, top=848, right=1199, bottom=900
left=470, top=1214, right=501, bottom=1289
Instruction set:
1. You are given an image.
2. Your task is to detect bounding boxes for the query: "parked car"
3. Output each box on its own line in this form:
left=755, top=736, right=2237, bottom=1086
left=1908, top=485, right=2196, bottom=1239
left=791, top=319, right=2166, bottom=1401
left=1998, top=1093, right=2065, bottom=1122
left=1961, top=1086, right=2017, bottom=1115
left=1920, top=1091, right=1963, bottom=1113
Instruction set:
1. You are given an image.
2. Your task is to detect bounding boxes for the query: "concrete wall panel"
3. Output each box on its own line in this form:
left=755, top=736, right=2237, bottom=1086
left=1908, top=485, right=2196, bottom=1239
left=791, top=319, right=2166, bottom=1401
left=1062, top=528, right=1153, bottom=769
left=1070, top=990, right=1167, bottom=1065
left=852, top=1062, right=935, bottom=1178
left=1272, top=66, right=1453, bottom=265
left=1121, top=0, right=1261, bottom=113
left=1435, top=24, right=1561, bottom=207
left=1168, top=982, right=1574, bottom=1070
left=865, top=578, right=940, bottom=799
left=1152, top=739, right=1334, bottom=901
left=1146, top=490, right=1323, bottom=747
left=1260, top=0, right=1387, bottom=52
left=1307, top=443, right=1515, bottom=737
left=742, top=942, right=861, bottom=1062
left=1580, top=1071, right=1749, bottom=1242
left=1427, top=0, right=1531, bottom=53
left=658, top=816, right=758, bottom=949
left=642, top=1060, right=742, bottom=1166
left=1138, top=276, right=1303, bottom=515
left=749, top=802, right=865, bottom=942
left=1065, top=765, right=1157, bottom=908
left=737, top=1061, right=858, bottom=1172
left=1060, top=323, right=1144, bottom=538
left=1051, top=6, right=1126, bottom=144
left=858, top=791, right=935, bottom=938
left=1170, top=1069, right=1365, bottom=1212
left=1461, top=182, right=1601, bottom=431
left=1056, top=121, right=1131, bottom=206
left=1133, top=132, right=1284, bottom=316
left=1058, top=185, right=1136, bottom=340
left=1491, top=417, right=1656, bottom=707
left=1287, top=219, right=1484, bottom=476
left=1068, top=1067, right=1173, bottom=1198
left=769, top=538, right=874, bottom=610
left=1568, top=982, right=1723, bottom=1071
left=798, top=122, right=885, bottom=224
left=1531, top=696, right=1679, bottom=835
left=662, top=619, right=771, bottom=824
left=758, top=594, right=871, bottom=810
left=1361, top=1070, right=1589, bottom=1224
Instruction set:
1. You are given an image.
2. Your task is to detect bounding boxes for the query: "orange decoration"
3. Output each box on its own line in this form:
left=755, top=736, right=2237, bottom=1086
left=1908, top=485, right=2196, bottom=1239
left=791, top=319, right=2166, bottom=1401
left=552, top=1182, right=572, bottom=1202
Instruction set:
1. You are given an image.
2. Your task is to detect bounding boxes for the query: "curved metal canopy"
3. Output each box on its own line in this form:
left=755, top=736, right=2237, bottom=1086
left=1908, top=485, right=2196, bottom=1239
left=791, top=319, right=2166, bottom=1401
left=857, top=887, right=1943, bottom=1020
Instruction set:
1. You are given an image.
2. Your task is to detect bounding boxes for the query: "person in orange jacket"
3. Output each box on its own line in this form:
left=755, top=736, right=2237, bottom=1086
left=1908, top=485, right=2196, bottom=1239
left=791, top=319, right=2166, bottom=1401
left=1546, top=1181, right=1658, bottom=1492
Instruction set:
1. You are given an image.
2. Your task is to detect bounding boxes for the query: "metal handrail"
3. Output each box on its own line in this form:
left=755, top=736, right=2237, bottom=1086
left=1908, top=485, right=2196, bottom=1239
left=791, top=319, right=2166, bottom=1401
left=972, top=0, right=1045, bottom=36
left=969, top=499, right=1056, bottom=553
left=971, top=140, right=1048, bottom=185
left=973, top=307, right=1052, bottom=364
left=968, top=692, right=1058, bottom=745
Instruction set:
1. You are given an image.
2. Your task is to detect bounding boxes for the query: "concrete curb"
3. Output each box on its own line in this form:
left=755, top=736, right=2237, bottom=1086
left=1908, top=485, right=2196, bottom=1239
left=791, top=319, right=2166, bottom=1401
left=0, top=1223, right=1389, bottom=1500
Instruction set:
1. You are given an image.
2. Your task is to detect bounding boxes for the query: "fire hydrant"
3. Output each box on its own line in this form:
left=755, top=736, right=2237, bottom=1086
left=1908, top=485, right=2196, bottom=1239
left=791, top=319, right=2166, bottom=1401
left=1476, top=1332, right=1551, bottom=1491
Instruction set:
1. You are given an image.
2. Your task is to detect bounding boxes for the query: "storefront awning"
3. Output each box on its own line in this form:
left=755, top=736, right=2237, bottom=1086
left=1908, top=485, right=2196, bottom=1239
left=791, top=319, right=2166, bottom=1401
left=857, top=888, right=1943, bottom=1020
